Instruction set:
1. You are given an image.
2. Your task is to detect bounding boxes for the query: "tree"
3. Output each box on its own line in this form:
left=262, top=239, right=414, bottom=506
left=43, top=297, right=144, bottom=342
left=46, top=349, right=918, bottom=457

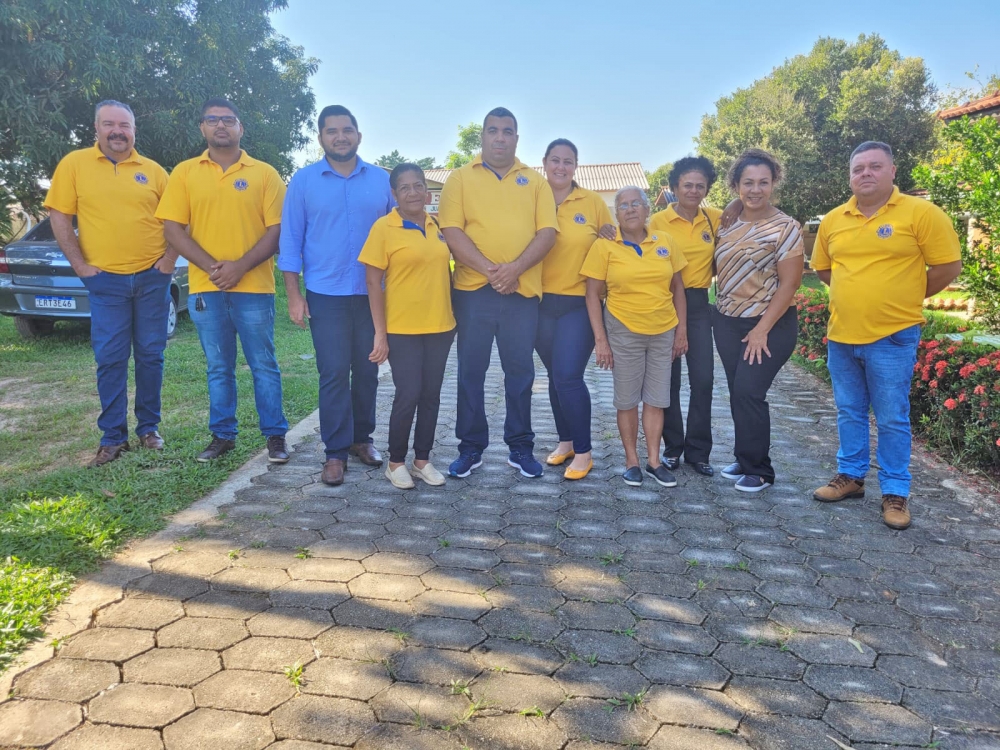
left=375, top=150, right=438, bottom=170
left=697, top=34, right=936, bottom=222
left=445, top=123, right=482, bottom=168
left=914, top=115, right=1000, bottom=331
left=0, top=0, right=317, bottom=240
left=645, top=162, right=673, bottom=210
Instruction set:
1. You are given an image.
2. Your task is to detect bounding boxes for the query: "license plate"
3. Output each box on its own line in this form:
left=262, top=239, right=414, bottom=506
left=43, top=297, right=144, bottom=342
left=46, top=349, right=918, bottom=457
left=35, top=296, right=76, bottom=310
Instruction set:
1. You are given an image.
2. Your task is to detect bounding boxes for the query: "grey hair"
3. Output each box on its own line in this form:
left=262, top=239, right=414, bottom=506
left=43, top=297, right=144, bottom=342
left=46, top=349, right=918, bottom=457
left=613, top=185, right=650, bottom=212
left=94, top=100, right=135, bottom=124
left=850, top=141, right=893, bottom=163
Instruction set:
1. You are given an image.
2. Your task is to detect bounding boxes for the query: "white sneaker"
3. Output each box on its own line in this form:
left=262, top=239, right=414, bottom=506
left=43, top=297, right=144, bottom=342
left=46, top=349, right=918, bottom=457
left=385, top=464, right=415, bottom=489
left=410, top=461, right=446, bottom=486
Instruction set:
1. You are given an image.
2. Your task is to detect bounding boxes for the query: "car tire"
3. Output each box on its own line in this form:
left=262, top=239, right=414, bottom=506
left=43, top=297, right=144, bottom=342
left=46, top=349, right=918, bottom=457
left=14, top=317, right=55, bottom=339
left=166, top=293, right=178, bottom=339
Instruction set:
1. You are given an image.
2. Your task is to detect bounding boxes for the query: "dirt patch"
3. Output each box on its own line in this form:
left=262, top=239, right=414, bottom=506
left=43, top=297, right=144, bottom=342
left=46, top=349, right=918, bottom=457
left=0, top=378, right=46, bottom=431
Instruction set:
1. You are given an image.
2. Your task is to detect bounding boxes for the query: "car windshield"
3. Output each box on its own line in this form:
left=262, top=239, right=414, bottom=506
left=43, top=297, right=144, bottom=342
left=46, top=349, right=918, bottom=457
left=21, top=217, right=76, bottom=242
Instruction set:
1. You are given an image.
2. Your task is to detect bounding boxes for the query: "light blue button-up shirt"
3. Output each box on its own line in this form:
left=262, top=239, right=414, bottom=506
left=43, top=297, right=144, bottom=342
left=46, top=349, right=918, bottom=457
left=278, top=156, right=394, bottom=296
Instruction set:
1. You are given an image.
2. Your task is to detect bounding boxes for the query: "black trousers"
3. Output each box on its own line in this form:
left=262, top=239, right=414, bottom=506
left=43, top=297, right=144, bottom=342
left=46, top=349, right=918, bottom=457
left=387, top=329, right=456, bottom=463
left=662, top=288, right=714, bottom=463
left=712, top=306, right=797, bottom=482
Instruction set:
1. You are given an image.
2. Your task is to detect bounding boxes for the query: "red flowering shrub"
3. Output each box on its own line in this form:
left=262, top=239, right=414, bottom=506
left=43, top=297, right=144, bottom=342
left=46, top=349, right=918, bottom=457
left=794, top=286, right=1000, bottom=474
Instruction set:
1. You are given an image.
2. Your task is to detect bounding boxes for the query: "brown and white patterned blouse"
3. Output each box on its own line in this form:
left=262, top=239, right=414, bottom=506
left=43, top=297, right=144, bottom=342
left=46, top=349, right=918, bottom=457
left=715, top=211, right=804, bottom=318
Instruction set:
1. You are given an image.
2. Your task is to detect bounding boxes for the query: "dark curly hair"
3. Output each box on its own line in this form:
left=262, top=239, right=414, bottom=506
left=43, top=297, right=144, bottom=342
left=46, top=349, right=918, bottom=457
left=727, top=148, right=783, bottom=191
left=668, top=156, right=717, bottom=191
left=389, top=162, right=425, bottom=191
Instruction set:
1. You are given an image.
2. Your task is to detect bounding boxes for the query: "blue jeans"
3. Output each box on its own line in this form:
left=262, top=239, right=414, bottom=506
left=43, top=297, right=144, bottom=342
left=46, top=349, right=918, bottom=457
left=827, top=324, right=920, bottom=497
left=304, top=292, right=379, bottom=461
left=189, top=291, right=287, bottom=441
left=453, top=285, right=539, bottom=454
left=535, top=293, right=594, bottom=453
left=82, top=266, right=171, bottom=446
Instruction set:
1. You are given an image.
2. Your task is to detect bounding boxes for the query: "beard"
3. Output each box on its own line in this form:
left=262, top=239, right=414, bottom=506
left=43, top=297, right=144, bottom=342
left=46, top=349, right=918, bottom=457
left=324, top=144, right=358, bottom=163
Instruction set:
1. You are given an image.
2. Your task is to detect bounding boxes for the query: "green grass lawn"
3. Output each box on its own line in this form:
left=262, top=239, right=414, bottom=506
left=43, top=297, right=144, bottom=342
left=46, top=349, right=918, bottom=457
left=0, top=273, right=319, bottom=670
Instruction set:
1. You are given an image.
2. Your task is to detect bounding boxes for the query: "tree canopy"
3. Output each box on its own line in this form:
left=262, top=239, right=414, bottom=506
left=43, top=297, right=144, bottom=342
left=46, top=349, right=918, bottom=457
left=0, top=0, right=317, bottom=239
left=645, top=162, right=673, bottom=209
left=375, top=150, right=437, bottom=171
left=697, top=34, right=937, bottom=222
left=445, top=123, right=482, bottom=168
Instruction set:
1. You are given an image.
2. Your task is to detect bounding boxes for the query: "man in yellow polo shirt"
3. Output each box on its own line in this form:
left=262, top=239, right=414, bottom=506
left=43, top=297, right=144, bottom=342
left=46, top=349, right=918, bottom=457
left=157, top=97, right=289, bottom=464
left=811, top=141, right=962, bottom=530
left=438, top=107, right=558, bottom=479
left=44, top=99, right=174, bottom=468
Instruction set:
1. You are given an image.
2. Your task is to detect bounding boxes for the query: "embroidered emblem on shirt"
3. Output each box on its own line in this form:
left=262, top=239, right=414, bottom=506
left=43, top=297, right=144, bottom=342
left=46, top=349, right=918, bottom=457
left=233, top=178, right=249, bottom=192
left=656, top=246, right=670, bottom=258
left=877, top=224, right=893, bottom=239
left=702, top=230, right=712, bottom=243
left=133, top=172, right=148, bottom=185
left=515, top=175, right=529, bottom=186
left=574, top=213, right=586, bottom=225
left=437, top=232, right=445, bottom=242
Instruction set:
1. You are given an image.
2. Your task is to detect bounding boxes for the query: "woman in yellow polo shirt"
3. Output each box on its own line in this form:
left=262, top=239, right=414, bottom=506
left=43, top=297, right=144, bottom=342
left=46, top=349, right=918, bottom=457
left=581, top=186, right=688, bottom=489
left=359, top=163, right=456, bottom=490
left=536, top=138, right=614, bottom=481
left=649, top=156, right=721, bottom=478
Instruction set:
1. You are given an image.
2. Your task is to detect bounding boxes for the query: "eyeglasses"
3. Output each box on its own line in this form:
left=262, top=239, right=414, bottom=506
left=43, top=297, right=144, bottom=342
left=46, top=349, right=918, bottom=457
left=202, top=115, right=239, bottom=127
left=617, top=200, right=646, bottom=212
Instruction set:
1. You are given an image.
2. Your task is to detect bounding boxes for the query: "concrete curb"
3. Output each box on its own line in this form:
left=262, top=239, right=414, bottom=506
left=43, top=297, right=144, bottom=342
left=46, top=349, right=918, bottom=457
left=0, top=409, right=321, bottom=697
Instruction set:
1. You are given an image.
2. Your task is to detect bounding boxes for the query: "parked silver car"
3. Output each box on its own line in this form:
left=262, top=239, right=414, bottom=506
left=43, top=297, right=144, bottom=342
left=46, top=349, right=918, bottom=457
left=0, top=218, right=189, bottom=339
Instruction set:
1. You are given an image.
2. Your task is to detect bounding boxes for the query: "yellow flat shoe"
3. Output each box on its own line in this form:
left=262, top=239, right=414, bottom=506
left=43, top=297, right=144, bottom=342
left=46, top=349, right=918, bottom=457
left=546, top=449, right=575, bottom=466
left=564, top=460, right=593, bottom=480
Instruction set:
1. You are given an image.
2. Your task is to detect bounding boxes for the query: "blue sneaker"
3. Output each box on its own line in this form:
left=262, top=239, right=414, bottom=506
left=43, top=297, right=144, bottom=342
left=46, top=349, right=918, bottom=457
left=508, top=450, right=543, bottom=478
left=449, top=452, right=482, bottom=478
left=735, top=474, right=772, bottom=493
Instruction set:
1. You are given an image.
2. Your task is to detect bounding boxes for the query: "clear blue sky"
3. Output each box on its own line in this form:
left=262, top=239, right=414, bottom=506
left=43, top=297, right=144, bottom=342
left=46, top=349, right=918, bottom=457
left=271, top=0, right=1000, bottom=171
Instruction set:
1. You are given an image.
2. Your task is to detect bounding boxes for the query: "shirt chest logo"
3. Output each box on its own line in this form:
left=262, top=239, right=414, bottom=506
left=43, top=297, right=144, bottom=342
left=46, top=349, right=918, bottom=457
left=437, top=231, right=446, bottom=242
left=515, top=175, right=529, bottom=186
left=877, top=223, right=893, bottom=239
left=573, top=213, right=587, bottom=225
left=701, top=230, right=712, bottom=243
left=233, top=178, right=249, bottom=192
left=134, top=172, right=148, bottom=185
left=656, top=246, right=670, bottom=258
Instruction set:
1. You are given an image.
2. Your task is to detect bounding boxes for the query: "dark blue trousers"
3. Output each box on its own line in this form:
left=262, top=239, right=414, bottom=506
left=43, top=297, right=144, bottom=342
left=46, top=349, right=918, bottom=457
left=306, top=292, right=378, bottom=461
left=453, top=285, right=539, bottom=455
left=82, top=266, right=171, bottom=446
left=535, top=293, right=594, bottom=453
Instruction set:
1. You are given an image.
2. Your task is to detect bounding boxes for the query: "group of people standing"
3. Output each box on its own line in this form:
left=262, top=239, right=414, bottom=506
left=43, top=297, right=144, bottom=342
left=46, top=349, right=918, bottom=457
left=45, top=97, right=961, bottom=532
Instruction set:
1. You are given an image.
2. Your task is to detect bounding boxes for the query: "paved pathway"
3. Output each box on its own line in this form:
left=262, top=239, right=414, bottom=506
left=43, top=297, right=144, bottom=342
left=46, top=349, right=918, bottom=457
left=2, top=349, right=1000, bottom=750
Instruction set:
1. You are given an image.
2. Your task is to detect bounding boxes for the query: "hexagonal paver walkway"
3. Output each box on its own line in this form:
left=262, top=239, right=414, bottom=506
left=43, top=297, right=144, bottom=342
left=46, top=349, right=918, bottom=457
left=3, top=347, right=1000, bottom=749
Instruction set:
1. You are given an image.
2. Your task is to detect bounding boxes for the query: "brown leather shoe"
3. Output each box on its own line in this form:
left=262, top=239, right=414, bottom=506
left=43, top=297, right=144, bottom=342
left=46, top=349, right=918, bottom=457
left=197, top=436, right=236, bottom=463
left=349, top=442, right=383, bottom=467
left=882, top=495, right=911, bottom=530
left=138, top=431, right=165, bottom=450
left=322, top=458, right=346, bottom=486
left=87, top=442, right=130, bottom=468
left=813, top=473, right=866, bottom=503
left=267, top=436, right=290, bottom=464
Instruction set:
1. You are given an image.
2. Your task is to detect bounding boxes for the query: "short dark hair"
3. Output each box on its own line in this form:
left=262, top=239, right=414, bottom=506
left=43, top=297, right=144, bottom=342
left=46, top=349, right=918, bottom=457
left=727, top=148, right=783, bottom=191
left=201, top=97, right=240, bottom=119
left=850, top=141, right=894, bottom=163
left=669, top=156, right=717, bottom=191
left=318, top=105, right=358, bottom=132
left=543, top=138, right=577, bottom=161
left=388, top=162, right=425, bottom=191
left=483, top=107, right=517, bottom=132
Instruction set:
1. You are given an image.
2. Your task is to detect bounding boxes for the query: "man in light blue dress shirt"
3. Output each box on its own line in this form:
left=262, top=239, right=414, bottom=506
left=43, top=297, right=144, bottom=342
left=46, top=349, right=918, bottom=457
left=278, top=105, right=394, bottom=485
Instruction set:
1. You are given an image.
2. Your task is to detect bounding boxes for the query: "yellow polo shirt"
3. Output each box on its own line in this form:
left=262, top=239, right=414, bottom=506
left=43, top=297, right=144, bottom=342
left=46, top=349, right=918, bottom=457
left=581, top=228, right=688, bottom=336
left=438, top=155, right=559, bottom=299
left=541, top=187, right=613, bottom=297
left=358, top=209, right=456, bottom=335
left=155, top=150, right=285, bottom=294
left=43, top=144, right=168, bottom=274
left=811, top=187, right=961, bottom=344
left=649, top=204, right=721, bottom=289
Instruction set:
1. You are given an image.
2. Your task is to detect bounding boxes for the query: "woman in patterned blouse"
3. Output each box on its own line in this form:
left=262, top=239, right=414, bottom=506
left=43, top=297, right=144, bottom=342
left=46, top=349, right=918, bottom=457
left=713, top=149, right=804, bottom=493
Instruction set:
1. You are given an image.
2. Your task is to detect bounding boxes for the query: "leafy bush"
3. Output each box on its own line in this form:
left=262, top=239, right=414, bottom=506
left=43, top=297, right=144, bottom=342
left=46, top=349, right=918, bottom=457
left=914, top=115, right=1000, bottom=332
